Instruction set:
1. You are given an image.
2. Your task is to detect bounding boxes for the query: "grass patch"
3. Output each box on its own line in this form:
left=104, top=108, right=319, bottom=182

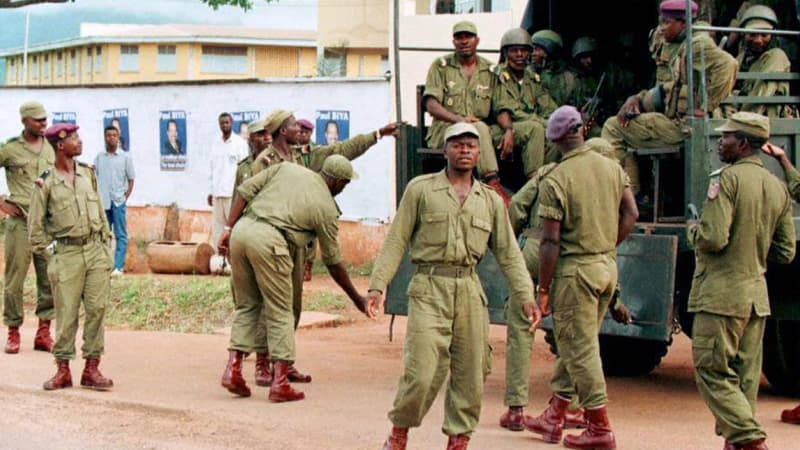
left=311, top=260, right=373, bottom=277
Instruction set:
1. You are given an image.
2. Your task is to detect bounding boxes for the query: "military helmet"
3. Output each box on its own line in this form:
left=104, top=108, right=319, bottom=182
left=531, top=29, right=563, bottom=56
left=501, top=28, right=533, bottom=51
left=740, top=4, right=778, bottom=28
left=571, top=36, right=598, bottom=59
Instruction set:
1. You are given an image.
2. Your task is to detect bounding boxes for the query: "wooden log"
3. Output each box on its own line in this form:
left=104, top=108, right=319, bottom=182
left=146, top=241, right=214, bottom=275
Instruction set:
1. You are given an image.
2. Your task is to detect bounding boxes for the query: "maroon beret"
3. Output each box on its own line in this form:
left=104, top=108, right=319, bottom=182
left=660, top=0, right=698, bottom=19
left=296, top=119, right=314, bottom=131
left=546, top=106, right=582, bottom=141
left=44, top=123, right=79, bottom=143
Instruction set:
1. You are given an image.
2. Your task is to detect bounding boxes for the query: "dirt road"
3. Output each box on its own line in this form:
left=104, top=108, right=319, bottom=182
left=1, top=276, right=798, bottom=449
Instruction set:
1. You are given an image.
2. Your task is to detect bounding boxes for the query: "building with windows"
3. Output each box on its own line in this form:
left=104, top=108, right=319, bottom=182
left=317, top=0, right=390, bottom=77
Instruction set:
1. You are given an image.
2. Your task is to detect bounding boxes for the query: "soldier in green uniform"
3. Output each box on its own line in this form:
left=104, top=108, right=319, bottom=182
left=423, top=21, right=511, bottom=206
left=370, top=122, right=536, bottom=450
left=531, top=30, right=578, bottom=108
left=568, top=37, right=603, bottom=137
left=688, top=112, right=795, bottom=450
left=0, top=101, right=55, bottom=354
left=28, top=123, right=114, bottom=391
left=492, top=28, right=558, bottom=179
left=526, top=106, right=638, bottom=450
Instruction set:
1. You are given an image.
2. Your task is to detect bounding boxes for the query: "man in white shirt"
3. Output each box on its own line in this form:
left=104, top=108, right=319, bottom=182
left=208, top=113, right=249, bottom=249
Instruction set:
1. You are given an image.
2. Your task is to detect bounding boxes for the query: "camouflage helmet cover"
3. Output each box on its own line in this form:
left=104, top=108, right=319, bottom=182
left=531, top=29, right=563, bottom=56
left=571, top=36, right=598, bottom=59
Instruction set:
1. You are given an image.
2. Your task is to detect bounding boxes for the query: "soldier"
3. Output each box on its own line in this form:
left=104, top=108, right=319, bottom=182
left=423, top=21, right=511, bottom=205
left=370, top=122, right=536, bottom=450
left=530, top=30, right=577, bottom=108
left=526, top=106, right=637, bottom=450
left=761, top=142, right=800, bottom=200
left=492, top=27, right=558, bottom=178
left=0, top=101, right=55, bottom=354
left=569, top=37, right=604, bottom=136
left=602, top=0, right=738, bottom=194
left=217, top=154, right=371, bottom=402
left=688, top=112, right=795, bottom=450
left=28, top=123, right=114, bottom=391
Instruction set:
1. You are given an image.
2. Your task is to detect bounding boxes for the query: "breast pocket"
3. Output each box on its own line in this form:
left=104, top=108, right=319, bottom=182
left=48, top=198, right=76, bottom=234
left=443, top=90, right=463, bottom=112
left=417, top=212, right=449, bottom=248
left=473, top=87, right=492, bottom=118
left=467, top=216, right=491, bottom=258
left=86, top=192, right=104, bottom=228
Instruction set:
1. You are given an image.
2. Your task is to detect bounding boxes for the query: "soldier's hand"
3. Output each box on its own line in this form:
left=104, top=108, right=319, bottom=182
left=498, top=129, right=515, bottom=160
left=610, top=303, right=633, bottom=325
left=379, top=122, right=404, bottom=138
left=522, top=302, right=542, bottom=333
left=217, top=230, right=231, bottom=259
left=618, top=96, right=641, bottom=127
left=366, top=290, right=384, bottom=319
left=463, top=116, right=480, bottom=124
left=536, top=291, right=551, bottom=317
left=762, top=142, right=787, bottom=159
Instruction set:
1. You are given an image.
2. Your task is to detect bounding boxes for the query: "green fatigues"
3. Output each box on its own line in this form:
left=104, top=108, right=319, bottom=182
left=228, top=163, right=343, bottom=362
left=602, top=33, right=738, bottom=192
left=537, top=145, right=628, bottom=409
left=370, top=170, right=532, bottom=436
left=687, top=156, right=795, bottom=445
left=732, top=48, right=793, bottom=118
left=28, top=163, right=112, bottom=361
left=783, top=164, right=800, bottom=201
left=539, top=60, right=578, bottom=108
left=491, top=64, right=558, bottom=177
left=424, top=54, right=499, bottom=178
left=0, top=135, right=55, bottom=327
left=505, top=163, right=557, bottom=407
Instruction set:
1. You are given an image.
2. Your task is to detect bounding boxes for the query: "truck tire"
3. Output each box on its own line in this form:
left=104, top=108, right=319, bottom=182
left=763, top=318, right=800, bottom=397
left=543, top=330, right=670, bottom=376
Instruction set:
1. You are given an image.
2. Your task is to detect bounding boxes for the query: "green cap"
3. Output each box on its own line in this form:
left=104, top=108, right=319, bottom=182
left=452, top=20, right=478, bottom=36
left=264, top=109, right=293, bottom=135
left=19, top=101, right=46, bottom=120
left=321, top=154, right=359, bottom=180
left=444, top=122, right=480, bottom=142
left=248, top=117, right=267, bottom=134
left=714, top=111, right=770, bottom=140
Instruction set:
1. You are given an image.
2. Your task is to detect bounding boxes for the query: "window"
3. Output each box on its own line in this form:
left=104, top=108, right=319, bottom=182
left=95, top=46, right=102, bottom=73
left=119, top=45, right=139, bottom=72
left=200, top=45, right=247, bottom=74
left=381, top=55, right=389, bottom=76
left=31, top=55, right=38, bottom=80
left=43, top=54, right=49, bottom=79
left=322, top=49, right=346, bottom=76
left=85, top=47, right=93, bottom=74
left=56, top=52, right=63, bottom=77
left=9, top=58, right=15, bottom=83
left=157, top=45, right=177, bottom=73
left=434, top=0, right=507, bottom=13
left=70, top=49, right=77, bottom=76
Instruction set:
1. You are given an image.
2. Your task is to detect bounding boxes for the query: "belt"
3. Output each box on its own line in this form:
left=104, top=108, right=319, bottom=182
left=56, top=234, right=101, bottom=246
left=415, top=264, right=475, bottom=278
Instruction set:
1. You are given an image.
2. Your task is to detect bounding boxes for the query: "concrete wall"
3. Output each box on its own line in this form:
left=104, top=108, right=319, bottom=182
left=0, top=79, right=395, bottom=223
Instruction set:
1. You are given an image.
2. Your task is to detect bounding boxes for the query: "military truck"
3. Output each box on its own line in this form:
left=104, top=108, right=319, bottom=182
left=385, top=0, right=800, bottom=395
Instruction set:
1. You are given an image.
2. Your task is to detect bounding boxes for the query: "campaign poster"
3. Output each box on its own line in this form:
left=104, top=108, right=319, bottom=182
left=52, top=112, right=77, bottom=125
left=103, top=109, right=130, bottom=152
left=232, top=111, right=260, bottom=141
left=315, top=110, right=350, bottom=146
left=159, top=110, right=187, bottom=171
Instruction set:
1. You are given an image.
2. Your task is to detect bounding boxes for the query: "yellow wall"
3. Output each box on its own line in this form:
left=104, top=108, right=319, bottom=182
left=299, top=47, right=317, bottom=77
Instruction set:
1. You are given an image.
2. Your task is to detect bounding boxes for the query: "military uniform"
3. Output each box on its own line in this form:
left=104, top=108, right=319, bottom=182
left=28, top=161, right=112, bottom=362
left=491, top=64, right=558, bottom=177
left=688, top=117, right=795, bottom=446
left=539, top=60, right=578, bottom=108
left=781, top=163, right=800, bottom=201
left=0, top=134, right=55, bottom=329
left=733, top=47, right=792, bottom=118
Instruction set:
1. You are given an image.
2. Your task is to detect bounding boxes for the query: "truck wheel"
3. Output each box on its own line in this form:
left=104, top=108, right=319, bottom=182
left=763, top=318, right=800, bottom=397
left=543, top=331, right=669, bottom=377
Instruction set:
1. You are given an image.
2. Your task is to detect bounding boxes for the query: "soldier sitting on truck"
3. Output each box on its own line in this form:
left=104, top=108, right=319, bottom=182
left=601, top=0, right=738, bottom=195
left=530, top=30, right=578, bottom=109
left=491, top=27, right=558, bottom=179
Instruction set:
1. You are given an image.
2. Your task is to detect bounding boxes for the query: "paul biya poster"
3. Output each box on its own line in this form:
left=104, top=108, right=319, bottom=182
left=160, top=110, right=187, bottom=171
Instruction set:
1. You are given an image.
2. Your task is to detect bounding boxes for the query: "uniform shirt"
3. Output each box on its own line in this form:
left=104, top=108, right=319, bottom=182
left=540, top=60, right=578, bottom=107
left=0, top=134, right=55, bottom=212
left=510, top=163, right=557, bottom=236
left=233, top=152, right=256, bottom=193
left=492, top=63, right=557, bottom=123
left=784, top=163, right=800, bottom=201
left=209, top=133, right=248, bottom=198
left=251, top=133, right=378, bottom=176
left=236, top=162, right=343, bottom=266
left=538, top=145, right=628, bottom=257
left=424, top=53, right=495, bottom=126
left=687, top=155, right=795, bottom=318
left=28, top=162, right=110, bottom=255
left=93, top=150, right=135, bottom=209
left=369, top=170, right=534, bottom=305
left=736, top=47, right=792, bottom=117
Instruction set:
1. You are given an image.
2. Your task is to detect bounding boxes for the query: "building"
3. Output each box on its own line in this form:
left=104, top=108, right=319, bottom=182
left=317, top=0, right=390, bottom=77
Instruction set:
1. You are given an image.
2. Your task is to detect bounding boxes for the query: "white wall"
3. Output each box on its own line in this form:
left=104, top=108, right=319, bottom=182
left=0, top=78, right=395, bottom=221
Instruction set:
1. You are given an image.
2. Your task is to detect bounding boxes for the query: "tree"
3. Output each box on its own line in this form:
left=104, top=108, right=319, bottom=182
left=200, top=0, right=274, bottom=10
left=0, top=0, right=73, bottom=7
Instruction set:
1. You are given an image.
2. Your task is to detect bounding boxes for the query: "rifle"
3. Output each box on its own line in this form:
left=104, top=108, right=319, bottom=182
left=581, top=72, right=607, bottom=128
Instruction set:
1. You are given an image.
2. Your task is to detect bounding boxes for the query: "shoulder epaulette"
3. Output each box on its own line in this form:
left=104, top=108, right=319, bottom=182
left=4, top=136, right=20, bottom=145
left=439, top=57, right=447, bottom=67
left=78, top=161, right=94, bottom=170
left=537, top=162, right=558, bottom=179
left=238, top=155, right=251, bottom=165
left=709, top=167, right=725, bottom=177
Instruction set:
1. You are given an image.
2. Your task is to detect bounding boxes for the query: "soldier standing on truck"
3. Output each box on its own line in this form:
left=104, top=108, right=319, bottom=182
left=423, top=20, right=512, bottom=206
left=526, top=106, right=637, bottom=450
left=601, top=0, right=738, bottom=194
left=368, top=122, right=536, bottom=450
left=530, top=30, right=578, bottom=108
left=688, top=112, right=795, bottom=450
left=491, top=27, right=558, bottom=179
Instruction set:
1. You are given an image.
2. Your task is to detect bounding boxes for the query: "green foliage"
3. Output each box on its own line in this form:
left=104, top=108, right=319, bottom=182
left=199, top=0, right=275, bottom=11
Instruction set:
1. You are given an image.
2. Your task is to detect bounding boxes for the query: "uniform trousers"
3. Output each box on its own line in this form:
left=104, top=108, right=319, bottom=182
left=3, top=216, right=53, bottom=327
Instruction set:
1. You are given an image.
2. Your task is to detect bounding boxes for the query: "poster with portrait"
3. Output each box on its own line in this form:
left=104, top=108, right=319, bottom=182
left=103, top=109, right=130, bottom=152
left=159, top=110, right=187, bottom=171
left=231, top=111, right=260, bottom=141
left=52, top=112, right=77, bottom=125
left=315, top=110, right=350, bottom=146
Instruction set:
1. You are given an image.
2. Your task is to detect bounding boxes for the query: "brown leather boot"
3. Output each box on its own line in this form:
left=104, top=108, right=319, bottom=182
left=565, top=408, right=588, bottom=429
left=268, top=360, right=305, bottom=402
left=221, top=350, right=251, bottom=397
left=287, top=363, right=312, bottom=383
left=724, top=438, right=768, bottom=450
left=255, top=353, right=273, bottom=387
left=80, top=357, right=114, bottom=390
left=485, top=177, right=511, bottom=208
left=563, top=406, right=616, bottom=450
left=4, top=326, right=20, bottom=354
left=43, top=360, right=72, bottom=390
left=781, top=404, right=800, bottom=424
left=499, top=406, right=525, bottom=431
left=524, top=394, right=570, bottom=443
left=446, top=434, right=469, bottom=450
left=303, top=260, right=313, bottom=282
left=381, top=426, right=408, bottom=450
left=34, top=319, right=53, bottom=352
